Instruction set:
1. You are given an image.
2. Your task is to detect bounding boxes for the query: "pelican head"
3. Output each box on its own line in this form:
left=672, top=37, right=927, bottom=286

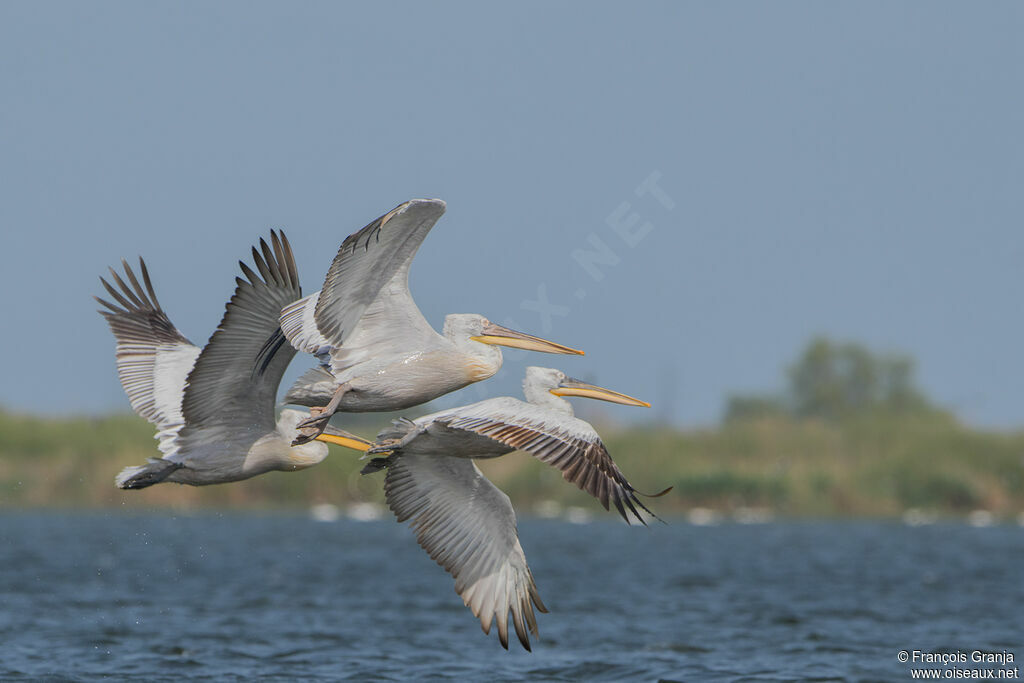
left=445, top=314, right=584, bottom=356
left=523, top=366, right=650, bottom=415
left=277, top=409, right=370, bottom=467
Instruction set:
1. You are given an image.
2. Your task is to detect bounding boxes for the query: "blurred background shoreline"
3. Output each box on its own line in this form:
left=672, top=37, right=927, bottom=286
left=5, top=336, right=1021, bottom=522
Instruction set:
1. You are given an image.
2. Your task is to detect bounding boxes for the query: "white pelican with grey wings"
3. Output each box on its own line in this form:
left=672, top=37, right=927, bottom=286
left=97, top=231, right=367, bottom=489
left=321, top=366, right=669, bottom=650
left=279, top=199, right=584, bottom=444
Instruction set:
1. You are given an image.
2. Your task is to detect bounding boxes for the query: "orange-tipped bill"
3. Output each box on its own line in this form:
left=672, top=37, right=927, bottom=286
left=315, top=425, right=372, bottom=452
left=471, top=321, right=584, bottom=355
left=550, top=377, right=651, bottom=407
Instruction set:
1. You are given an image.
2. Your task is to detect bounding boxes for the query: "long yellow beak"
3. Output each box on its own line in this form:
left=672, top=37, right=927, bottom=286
left=550, top=377, right=651, bottom=407
left=471, top=321, right=584, bottom=355
left=314, top=426, right=372, bottom=452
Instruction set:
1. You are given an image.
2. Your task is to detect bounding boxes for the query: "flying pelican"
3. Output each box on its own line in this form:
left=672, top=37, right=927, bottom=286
left=96, top=231, right=368, bottom=489
left=279, top=198, right=584, bottom=444
left=328, top=366, right=668, bottom=651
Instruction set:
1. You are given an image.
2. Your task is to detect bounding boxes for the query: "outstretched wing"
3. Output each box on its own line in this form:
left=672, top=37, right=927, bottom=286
left=96, top=258, right=200, bottom=457
left=279, top=199, right=445, bottom=358
left=432, top=398, right=661, bottom=525
left=176, top=231, right=302, bottom=444
left=383, top=453, right=547, bottom=651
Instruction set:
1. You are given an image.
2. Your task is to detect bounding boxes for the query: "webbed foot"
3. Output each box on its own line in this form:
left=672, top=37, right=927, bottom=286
left=365, top=441, right=398, bottom=457
left=297, top=406, right=331, bottom=430
left=292, top=407, right=330, bottom=445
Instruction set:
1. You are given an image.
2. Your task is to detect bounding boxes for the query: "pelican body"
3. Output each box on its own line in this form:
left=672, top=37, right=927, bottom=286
left=286, top=315, right=527, bottom=413
left=321, top=366, right=667, bottom=651
left=96, top=232, right=365, bottom=489
left=280, top=199, right=583, bottom=442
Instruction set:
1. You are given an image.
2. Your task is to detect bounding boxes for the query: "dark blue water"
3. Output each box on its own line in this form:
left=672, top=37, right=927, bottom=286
left=1, top=512, right=1021, bottom=681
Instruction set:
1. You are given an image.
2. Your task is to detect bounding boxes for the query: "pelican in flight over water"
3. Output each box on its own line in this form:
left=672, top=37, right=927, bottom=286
left=96, top=231, right=367, bottom=489
left=324, top=366, right=669, bottom=651
left=279, top=199, right=584, bottom=444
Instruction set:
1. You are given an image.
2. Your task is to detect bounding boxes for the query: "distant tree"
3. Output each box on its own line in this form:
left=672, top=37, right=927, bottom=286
left=878, top=356, right=934, bottom=414
left=724, top=337, right=942, bottom=424
left=788, top=337, right=936, bottom=420
left=789, top=338, right=845, bottom=420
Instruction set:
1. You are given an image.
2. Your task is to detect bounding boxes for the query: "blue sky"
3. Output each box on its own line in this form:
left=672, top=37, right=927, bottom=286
left=1, top=2, right=1021, bottom=427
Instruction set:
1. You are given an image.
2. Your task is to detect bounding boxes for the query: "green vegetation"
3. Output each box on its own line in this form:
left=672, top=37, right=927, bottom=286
left=603, top=414, right=1024, bottom=518
left=725, top=337, right=942, bottom=423
left=2, top=407, right=1022, bottom=519
left=2, top=339, right=1022, bottom=519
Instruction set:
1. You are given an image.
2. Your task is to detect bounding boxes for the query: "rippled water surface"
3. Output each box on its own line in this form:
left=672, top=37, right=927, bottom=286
left=1, top=512, right=1021, bottom=681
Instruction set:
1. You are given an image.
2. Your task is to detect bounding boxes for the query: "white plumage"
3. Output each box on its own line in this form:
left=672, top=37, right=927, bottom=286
left=354, top=366, right=666, bottom=650
left=96, top=199, right=659, bottom=653
left=97, top=232, right=361, bottom=488
left=280, top=199, right=584, bottom=442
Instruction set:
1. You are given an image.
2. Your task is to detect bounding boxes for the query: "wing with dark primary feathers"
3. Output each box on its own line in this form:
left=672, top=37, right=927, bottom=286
left=279, top=199, right=445, bottom=354
left=96, top=258, right=200, bottom=440
left=432, top=398, right=667, bottom=525
left=176, top=231, right=302, bottom=441
left=382, top=453, right=547, bottom=651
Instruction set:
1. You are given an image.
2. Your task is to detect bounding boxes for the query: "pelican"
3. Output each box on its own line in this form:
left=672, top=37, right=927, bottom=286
left=96, top=231, right=368, bottom=489
left=323, top=366, right=668, bottom=651
left=279, top=198, right=584, bottom=444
